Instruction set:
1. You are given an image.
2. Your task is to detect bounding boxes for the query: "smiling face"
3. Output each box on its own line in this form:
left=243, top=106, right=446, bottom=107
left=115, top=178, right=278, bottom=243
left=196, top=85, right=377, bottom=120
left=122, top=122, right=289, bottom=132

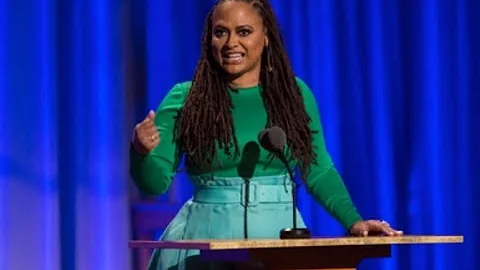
left=211, top=1, right=268, bottom=87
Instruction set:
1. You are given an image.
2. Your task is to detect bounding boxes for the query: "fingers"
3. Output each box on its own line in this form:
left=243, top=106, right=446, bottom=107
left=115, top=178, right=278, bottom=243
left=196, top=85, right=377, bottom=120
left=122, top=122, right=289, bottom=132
left=135, top=117, right=156, bottom=136
left=136, top=120, right=157, bottom=135
left=349, top=220, right=404, bottom=237
left=132, top=110, right=161, bottom=154
left=137, top=110, right=155, bottom=130
left=147, top=110, right=155, bottom=121
left=141, top=111, right=156, bottom=129
left=391, top=228, right=404, bottom=236
left=373, top=220, right=403, bottom=236
left=349, top=222, right=369, bottom=237
left=143, top=132, right=160, bottom=150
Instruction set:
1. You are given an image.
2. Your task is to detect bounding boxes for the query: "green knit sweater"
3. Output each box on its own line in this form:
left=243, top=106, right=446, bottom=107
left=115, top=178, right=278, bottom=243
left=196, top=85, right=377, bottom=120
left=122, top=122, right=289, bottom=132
left=129, top=77, right=362, bottom=229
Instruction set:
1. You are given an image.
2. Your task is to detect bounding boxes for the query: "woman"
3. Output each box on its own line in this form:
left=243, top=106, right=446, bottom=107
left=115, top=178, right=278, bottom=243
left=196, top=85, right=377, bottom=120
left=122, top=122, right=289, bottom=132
left=130, top=0, right=403, bottom=269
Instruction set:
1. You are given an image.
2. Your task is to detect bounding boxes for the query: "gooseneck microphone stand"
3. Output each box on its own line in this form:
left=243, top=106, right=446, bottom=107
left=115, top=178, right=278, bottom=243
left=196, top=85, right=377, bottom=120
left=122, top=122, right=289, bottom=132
left=275, top=151, right=311, bottom=239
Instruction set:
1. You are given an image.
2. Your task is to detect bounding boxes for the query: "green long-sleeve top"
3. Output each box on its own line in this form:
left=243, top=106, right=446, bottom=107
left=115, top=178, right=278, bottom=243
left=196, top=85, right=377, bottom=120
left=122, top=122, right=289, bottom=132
left=129, top=77, right=363, bottom=229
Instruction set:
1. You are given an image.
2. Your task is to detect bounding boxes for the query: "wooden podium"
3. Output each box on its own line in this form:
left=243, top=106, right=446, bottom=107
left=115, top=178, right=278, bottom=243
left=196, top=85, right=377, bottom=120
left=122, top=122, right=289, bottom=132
left=129, top=235, right=463, bottom=269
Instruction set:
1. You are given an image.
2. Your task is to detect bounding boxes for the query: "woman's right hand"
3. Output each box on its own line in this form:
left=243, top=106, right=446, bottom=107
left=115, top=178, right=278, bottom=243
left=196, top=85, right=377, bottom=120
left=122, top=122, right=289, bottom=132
left=132, top=110, right=160, bottom=155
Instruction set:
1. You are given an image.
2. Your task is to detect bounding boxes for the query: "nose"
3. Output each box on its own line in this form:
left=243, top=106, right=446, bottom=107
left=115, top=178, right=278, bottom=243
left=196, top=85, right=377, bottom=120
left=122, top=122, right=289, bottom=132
left=225, top=33, right=239, bottom=48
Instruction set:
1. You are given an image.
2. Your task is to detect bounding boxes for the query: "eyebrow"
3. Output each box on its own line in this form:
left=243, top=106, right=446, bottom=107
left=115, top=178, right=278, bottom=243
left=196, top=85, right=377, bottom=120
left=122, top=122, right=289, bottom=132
left=213, top=23, right=255, bottom=30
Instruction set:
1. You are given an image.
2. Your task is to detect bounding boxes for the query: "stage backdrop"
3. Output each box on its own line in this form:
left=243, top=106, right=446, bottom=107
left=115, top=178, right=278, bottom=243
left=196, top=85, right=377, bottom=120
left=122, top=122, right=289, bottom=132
left=0, top=0, right=478, bottom=270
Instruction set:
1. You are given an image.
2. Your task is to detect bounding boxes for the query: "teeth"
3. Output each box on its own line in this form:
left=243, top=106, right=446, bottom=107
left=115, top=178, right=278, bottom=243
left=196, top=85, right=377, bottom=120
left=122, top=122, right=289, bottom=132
left=224, top=53, right=243, bottom=60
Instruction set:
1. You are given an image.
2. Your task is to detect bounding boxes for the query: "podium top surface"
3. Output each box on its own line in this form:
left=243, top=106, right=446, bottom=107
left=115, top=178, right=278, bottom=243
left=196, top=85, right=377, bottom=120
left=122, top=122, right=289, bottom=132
left=129, top=235, right=463, bottom=250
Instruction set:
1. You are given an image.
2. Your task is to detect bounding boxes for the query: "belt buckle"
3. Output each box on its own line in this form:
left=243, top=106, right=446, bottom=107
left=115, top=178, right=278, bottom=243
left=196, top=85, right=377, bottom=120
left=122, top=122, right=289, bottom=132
left=241, top=181, right=259, bottom=207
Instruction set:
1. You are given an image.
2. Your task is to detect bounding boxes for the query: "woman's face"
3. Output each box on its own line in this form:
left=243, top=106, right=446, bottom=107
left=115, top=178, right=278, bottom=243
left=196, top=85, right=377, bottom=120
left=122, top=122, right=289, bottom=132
left=211, top=1, right=268, bottom=85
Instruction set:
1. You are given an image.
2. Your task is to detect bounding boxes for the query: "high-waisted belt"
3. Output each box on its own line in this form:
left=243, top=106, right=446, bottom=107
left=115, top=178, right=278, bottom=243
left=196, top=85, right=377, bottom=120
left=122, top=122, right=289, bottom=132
left=192, top=181, right=293, bottom=206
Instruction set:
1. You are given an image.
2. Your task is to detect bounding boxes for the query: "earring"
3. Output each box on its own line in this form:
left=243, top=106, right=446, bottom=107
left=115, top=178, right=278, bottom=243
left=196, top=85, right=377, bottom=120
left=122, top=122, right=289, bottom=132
left=266, top=47, right=273, bottom=72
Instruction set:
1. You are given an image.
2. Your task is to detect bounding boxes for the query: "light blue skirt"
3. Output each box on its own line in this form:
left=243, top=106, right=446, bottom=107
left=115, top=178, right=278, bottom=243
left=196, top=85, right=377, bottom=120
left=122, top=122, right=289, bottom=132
left=147, top=174, right=307, bottom=270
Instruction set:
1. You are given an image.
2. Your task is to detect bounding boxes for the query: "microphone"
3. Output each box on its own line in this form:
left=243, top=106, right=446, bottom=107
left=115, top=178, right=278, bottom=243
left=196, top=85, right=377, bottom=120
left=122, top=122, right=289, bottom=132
left=237, top=141, right=261, bottom=239
left=258, top=126, right=311, bottom=239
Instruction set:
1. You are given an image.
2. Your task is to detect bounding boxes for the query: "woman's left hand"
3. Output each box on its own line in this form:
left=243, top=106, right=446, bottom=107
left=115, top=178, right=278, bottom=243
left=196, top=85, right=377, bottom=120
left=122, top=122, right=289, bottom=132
left=349, top=220, right=403, bottom=237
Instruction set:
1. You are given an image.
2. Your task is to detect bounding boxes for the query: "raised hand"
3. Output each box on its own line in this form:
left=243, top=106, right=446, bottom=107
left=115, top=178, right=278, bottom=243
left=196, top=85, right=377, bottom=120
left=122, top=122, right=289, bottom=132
left=132, top=110, right=160, bottom=154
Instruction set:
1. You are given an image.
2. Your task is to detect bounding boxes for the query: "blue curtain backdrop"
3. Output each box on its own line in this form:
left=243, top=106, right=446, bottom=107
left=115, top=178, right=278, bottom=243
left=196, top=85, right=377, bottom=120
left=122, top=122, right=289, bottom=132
left=0, top=0, right=132, bottom=269
left=1, top=0, right=479, bottom=270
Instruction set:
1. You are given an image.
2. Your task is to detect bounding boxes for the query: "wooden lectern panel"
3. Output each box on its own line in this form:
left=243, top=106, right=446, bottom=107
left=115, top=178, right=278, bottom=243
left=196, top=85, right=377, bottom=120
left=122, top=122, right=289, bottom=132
left=201, top=244, right=391, bottom=270
left=128, top=235, right=463, bottom=270
left=128, top=235, right=463, bottom=250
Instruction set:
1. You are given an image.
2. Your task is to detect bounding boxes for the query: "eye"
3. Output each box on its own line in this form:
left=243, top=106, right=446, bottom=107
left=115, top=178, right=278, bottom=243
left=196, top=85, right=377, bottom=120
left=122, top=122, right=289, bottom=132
left=238, top=29, right=251, bottom=36
left=213, top=28, right=227, bottom=38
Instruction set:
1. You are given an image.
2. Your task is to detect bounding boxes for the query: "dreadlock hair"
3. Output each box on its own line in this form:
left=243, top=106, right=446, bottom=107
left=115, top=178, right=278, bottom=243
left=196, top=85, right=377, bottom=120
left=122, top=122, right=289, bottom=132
left=175, top=0, right=317, bottom=181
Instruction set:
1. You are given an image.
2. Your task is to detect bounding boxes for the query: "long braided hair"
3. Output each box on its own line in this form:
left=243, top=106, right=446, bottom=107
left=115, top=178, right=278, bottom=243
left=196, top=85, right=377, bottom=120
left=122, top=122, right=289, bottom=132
left=175, top=0, right=317, bottom=180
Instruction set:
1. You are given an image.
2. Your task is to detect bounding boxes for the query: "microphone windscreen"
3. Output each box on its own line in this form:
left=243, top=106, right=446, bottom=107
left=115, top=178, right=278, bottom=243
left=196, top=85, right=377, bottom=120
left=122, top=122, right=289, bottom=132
left=258, top=126, right=286, bottom=152
left=267, top=126, right=286, bottom=151
left=237, top=141, right=261, bottom=180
